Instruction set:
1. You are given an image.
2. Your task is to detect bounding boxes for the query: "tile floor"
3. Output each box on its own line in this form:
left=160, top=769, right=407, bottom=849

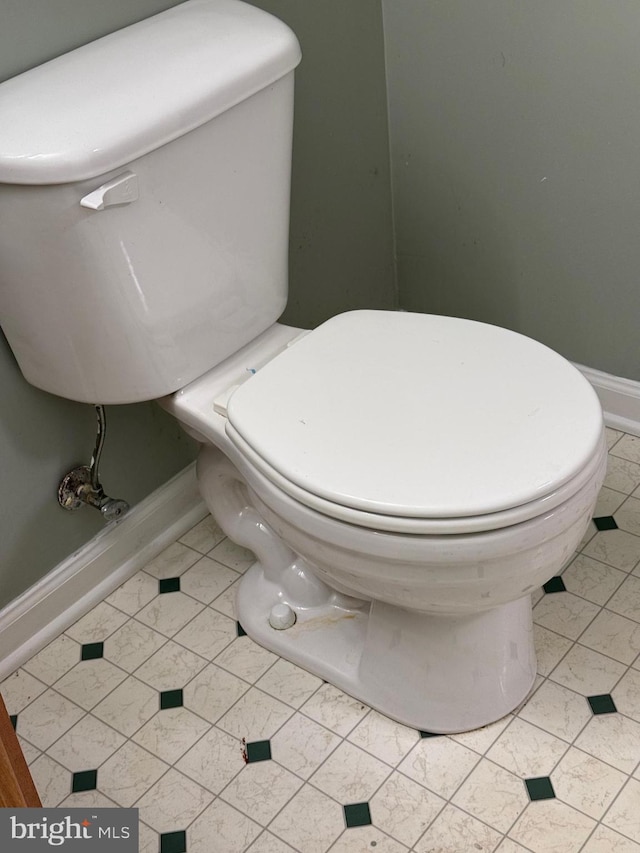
left=3, top=427, right=640, bottom=852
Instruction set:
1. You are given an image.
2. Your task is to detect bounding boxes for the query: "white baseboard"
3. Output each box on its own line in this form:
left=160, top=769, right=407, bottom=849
left=0, top=463, right=206, bottom=680
left=575, top=363, right=640, bottom=438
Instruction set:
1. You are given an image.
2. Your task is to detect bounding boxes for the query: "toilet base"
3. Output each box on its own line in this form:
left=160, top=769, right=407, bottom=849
left=237, top=562, right=537, bottom=733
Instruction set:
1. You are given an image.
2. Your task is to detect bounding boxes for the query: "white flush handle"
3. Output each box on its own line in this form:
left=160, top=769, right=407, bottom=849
left=80, top=171, right=139, bottom=210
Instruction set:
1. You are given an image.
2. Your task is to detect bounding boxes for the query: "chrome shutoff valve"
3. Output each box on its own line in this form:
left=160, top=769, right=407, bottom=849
left=57, top=406, right=130, bottom=523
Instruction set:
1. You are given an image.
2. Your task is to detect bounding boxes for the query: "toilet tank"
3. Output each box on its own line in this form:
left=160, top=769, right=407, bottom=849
left=0, top=0, right=301, bottom=403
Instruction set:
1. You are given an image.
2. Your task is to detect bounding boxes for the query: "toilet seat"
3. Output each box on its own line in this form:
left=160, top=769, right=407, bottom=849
left=225, top=310, right=604, bottom=534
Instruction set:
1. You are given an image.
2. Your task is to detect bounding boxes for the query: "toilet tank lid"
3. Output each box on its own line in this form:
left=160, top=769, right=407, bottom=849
left=0, top=0, right=301, bottom=185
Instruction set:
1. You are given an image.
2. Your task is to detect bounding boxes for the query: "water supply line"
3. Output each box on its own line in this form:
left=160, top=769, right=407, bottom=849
left=57, top=405, right=130, bottom=522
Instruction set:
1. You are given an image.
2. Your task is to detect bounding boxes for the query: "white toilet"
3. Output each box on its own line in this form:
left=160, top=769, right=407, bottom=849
left=0, top=0, right=606, bottom=732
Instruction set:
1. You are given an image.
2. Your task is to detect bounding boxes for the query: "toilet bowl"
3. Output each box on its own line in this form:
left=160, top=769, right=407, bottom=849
left=0, top=0, right=606, bottom=732
left=162, top=310, right=607, bottom=732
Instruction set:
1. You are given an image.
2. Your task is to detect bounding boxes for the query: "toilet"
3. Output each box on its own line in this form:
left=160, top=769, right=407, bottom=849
left=0, top=0, right=606, bottom=732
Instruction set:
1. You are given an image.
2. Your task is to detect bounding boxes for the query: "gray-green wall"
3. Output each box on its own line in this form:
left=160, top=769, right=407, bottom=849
left=0, top=0, right=395, bottom=609
left=383, top=0, right=640, bottom=380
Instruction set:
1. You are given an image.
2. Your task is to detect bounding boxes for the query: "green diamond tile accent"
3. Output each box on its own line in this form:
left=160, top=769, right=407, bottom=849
left=419, top=730, right=444, bottom=738
left=81, top=641, right=104, bottom=661
left=72, top=769, right=98, bottom=793
left=246, top=740, right=272, bottom=763
left=594, top=515, right=618, bottom=531
left=525, top=776, right=555, bottom=801
left=159, top=577, right=181, bottom=594
left=160, top=830, right=187, bottom=853
left=543, top=576, right=566, bottom=594
left=344, top=802, right=372, bottom=828
left=237, top=622, right=247, bottom=637
left=9, top=714, right=17, bottom=730
left=588, top=694, right=617, bottom=715
left=160, top=689, right=184, bottom=710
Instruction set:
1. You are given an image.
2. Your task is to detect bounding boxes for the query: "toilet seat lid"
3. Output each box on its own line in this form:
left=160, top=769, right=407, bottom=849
left=226, top=310, right=603, bottom=520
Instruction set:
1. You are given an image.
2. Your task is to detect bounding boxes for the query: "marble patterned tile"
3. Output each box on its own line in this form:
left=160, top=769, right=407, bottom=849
left=221, top=760, right=303, bottom=825
left=582, top=824, right=640, bottom=852
left=131, top=706, right=210, bottom=764
left=216, top=687, right=294, bottom=740
left=517, top=680, right=592, bottom=741
left=450, top=714, right=512, bottom=754
left=135, top=590, right=205, bottom=638
left=189, top=799, right=262, bottom=853
left=178, top=514, right=225, bottom=554
left=103, top=619, right=167, bottom=672
left=309, top=740, right=391, bottom=802
left=533, top=625, right=573, bottom=676
left=210, top=580, right=240, bottom=619
left=91, top=675, right=159, bottom=736
left=256, top=658, right=323, bottom=708
left=60, top=790, right=119, bottom=809
left=347, top=709, right=420, bottom=767
left=29, top=754, right=72, bottom=806
left=486, top=717, right=568, bottom=777
left=551, top=746, right=627, bottom=820
left=370, top=770, right=445, bottom=847
left=15, top=688, right=85, bottom=750
left=603, top=455, right=640, bottom=495
left=594, top=485, right=628, bottom=517
left=141, top=541, right=201, bottom=579
left=22, top=635, right=81, bottom=685
left=508, top=799, right=596, bottom=852
left=580, top=610, right=640, bottom=664
left=215, top=636, right=279, bottom=683
left=561, top=554, right=627, bottom=605
left=134, top=768, right=213, bottom=833
left=413, top=803, right=502, bottom=853
left=613, top=497, right=640, bottom=537
left=330, top=827, right=409, bottom=853
left=46, top=713, right=125, bottom=771
left=606, top=428, right=624, bottom=449
left=19, top=738, right=41, bottom=766
left=607, top=574, right=640, bottom=621
left=106, top=570, right=159, bottom=616
left=64, top=601, right=129, bottom=643
left=532, top=592, right=601, bottom=640
left=138, top=822, right=160, bottom=853
left=176, top=726, right=245, bottom=793
left=549, top=643, right=627, bottom=695
left=179, top=555, right=240, bottom=604
left=54, top=658, right=128, bottom=710
left=172, top=605, right=237, bottom=658
left=611, top=434, right=640, bottom=465
left=182, top=663, right=249, bottom=724
left=612, top=667, right=640, bottom=721
left=495, top=840, right=531, bottom=853
left=398, top=734, right=480, bottom=799
left=583, top=529, right=640, bottom=573
left=209, top=538, right=256, bottom=572
left=133, top=640, right=207, bottom=691
left=0, top=669, right=47, bottom=713
left=269, top=784, right=344, bottom=853
left=98, top=741, right=168, bottom=807
left=246, top=833, right=297, bottom=853
left=300, top=683, right=369, bottom=737
left=452, top=759, right=529, bottom=833
left=575, top=714, right=640, bottom=773
left=270, top=712, right=341, bottom=780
